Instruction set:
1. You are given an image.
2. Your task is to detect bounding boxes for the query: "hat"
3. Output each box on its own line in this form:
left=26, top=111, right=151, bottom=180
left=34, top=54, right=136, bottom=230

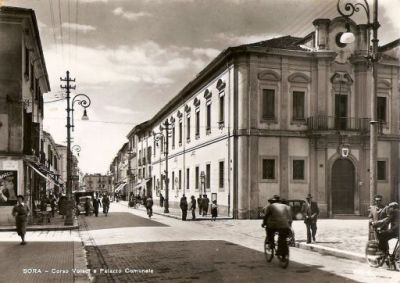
left=374, top=194, right=383, bottom=200
left=306, top=194, right=312, bottom=199
left=268, top=195, right=280, bottom=203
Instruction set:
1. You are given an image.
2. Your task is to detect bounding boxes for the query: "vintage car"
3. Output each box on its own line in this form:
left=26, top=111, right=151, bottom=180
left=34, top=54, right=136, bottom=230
left=76, top=196, right=94, bottom=215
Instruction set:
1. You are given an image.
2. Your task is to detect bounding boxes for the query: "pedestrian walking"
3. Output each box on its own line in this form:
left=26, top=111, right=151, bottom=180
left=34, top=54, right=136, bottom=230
left=93, top=196, right=101, bottom=217
left=160, top=193, right=164, bottom=208
left=50, top=195, right=56, bottom=217
left=190, top=195, right=196, bottom=220
left=143, top=195, right=147, bottom=207
left=180, top=194, right=188, bottom=221
left=202, top=194, right=209, bottom=217
left=197, top=195, right=202, bottom=216
left=12, top=195, right=29, bottom=245
left=211, top=200, right=218, bottom=221
left=146, top=196, right=154, bottom=218
left=102, top=194, right=110, bottom=216
left=301, top=194, right=319, bottom=244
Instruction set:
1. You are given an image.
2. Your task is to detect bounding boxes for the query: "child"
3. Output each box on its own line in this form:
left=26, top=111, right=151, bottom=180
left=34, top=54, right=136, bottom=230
left=211, top=200, right=218, bottom=221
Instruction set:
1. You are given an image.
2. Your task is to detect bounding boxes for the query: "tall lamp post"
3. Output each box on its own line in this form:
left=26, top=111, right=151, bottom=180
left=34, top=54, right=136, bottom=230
left=153, top=119, right=173, bottom=213
left=72, top=144, right=81, bottom=157
left=337, top=0, right=379, bottom=206
left=61, top=71, right=91, bottom=225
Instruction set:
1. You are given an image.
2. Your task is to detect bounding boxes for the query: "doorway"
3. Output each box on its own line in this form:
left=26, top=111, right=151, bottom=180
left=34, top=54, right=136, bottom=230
left=331, top=158, right=355, bottom=214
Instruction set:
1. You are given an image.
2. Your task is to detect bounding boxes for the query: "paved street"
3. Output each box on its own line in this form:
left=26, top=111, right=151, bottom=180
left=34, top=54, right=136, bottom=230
left=79, top=202, right=399, bottom=283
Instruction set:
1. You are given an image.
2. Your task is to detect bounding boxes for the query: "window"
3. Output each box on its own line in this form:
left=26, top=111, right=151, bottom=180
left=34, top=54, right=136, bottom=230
left=262, top=159, right=275, bottom=179
left=293, top=160, right=305, bottom=180
left=219, top=161, right=224, bottom=188
left=179, top=170, right=182, bottom=190
left=206, top=164, right=210, bottom=189
left=172, top=171, right=175, bottom=190
left=195, top=166, right=199, bottom=189
left=262, top=89, right=275, bottom=119
left=172, top=126, right=175, bottom=148
left=377, top=161, right=386, bottom=181
left=187, top=116, right=191, bottom=141
left=30, top=64, right=34, bottom=90
left=195, top=111, right=200, bottom=137
left=179, top=121, right=182, bottom=145
left=206, top=104, right=211, bottom=133
left=143, top=167, right=146, bottom=179
left=25, top=47, right=29, bottom=78
left=219, top=95, right=225, bottom=124
left=377, top=97, right=387, bottom=122
left=292, top=91, right=305, bottom=120
left=186, top=168, right=190, bottom=190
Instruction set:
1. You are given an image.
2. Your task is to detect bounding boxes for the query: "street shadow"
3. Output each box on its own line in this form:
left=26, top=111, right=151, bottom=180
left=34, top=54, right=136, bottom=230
left=86, top=240, right=364, bottom=283
left=81, top=212, right=168, bottom=231
left=297, top=240, right=342, bottom=244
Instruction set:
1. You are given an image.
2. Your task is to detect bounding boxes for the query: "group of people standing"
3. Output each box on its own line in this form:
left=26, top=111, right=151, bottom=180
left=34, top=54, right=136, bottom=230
left=89, top=194, right=110, bottom=217
left=179, top=194, right=218, bottom=221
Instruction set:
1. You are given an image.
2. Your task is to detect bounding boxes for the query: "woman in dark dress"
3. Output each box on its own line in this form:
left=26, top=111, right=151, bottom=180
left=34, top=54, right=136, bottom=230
left=12, top=195, right=30, bottom=245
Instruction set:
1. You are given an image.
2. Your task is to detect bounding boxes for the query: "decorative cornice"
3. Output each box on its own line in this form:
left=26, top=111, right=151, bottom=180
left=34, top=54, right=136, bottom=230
left=184, top=104, right=191, bottom=113
left=177, top=110, right=183, bottom=118
left=193, top=97, right=200, bottom=107
left=204, top=89, right=212, bottom=100
left=330, top=72, right=353, bottom=85
left=216, top=78, right=226, bottom=91
left=377, top=79, right=391, bottom=90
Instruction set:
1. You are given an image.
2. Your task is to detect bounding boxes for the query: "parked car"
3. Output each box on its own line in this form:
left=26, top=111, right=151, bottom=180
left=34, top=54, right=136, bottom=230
left=287, top=200, right=305, bottom=220
left=76, top=196, right=93, bottom=215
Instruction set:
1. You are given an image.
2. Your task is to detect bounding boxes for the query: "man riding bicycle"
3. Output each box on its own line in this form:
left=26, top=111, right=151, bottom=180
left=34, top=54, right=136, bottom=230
left=261, top=195, right=292, bottom=257
left=372, top=202, right=399, bottom=256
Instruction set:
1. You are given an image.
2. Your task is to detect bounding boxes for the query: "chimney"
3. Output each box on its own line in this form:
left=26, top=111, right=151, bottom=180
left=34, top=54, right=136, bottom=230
left=313, top=19, right=331, bottom=50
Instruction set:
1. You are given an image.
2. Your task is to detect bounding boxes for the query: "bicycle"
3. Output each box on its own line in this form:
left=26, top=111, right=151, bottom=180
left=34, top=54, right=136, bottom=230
left=366, top=238, right=399, bottom=271
left=264, top=230, right=291, bottom=269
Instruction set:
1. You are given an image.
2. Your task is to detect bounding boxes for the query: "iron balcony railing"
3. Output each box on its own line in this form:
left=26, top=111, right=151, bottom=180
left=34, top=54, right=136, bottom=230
left=307, top=116, right=371, bottom=132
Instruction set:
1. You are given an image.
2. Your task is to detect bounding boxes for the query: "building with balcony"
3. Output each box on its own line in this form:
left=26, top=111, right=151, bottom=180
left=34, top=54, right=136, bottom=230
left=0, top=7, right=51, bottom=224
left=118, top=16, right=399, bottom=219
left=83, top=174, right=112, bottom=194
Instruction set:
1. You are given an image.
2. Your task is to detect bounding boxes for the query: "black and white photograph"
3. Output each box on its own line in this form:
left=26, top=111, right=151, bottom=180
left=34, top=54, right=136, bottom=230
left=0, top=0, right=399, bottom=282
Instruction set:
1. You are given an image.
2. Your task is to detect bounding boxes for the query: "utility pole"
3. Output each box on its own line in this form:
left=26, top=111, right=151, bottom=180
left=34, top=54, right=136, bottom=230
left=61, top=70, right=75, bottom=225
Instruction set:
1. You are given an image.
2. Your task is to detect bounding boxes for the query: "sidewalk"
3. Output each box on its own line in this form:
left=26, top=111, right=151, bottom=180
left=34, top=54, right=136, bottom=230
left=0, top=214, right=79, bottom=231
left=119, top=200, right=233, bottom=220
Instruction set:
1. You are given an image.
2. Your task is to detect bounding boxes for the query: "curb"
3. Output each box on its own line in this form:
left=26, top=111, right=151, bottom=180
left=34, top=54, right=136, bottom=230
left=0, top=219, right=80, bottom=232
left=295, top=242, right=366, bottom=263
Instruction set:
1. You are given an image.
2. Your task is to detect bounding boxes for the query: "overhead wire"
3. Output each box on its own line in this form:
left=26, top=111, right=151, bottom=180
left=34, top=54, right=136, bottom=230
left=57, top=0, right=64, bottom=66
left=48, top=0, right=58, bottom=51
left=75, top=0, right=80, bottom=67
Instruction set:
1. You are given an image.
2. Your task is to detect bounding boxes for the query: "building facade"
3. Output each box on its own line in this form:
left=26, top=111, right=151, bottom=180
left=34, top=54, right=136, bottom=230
left=0, top=7, right=51, bottom=224
left=113, top=17, right=400, bottom=219
left=82, top=174, right=112, bottom=194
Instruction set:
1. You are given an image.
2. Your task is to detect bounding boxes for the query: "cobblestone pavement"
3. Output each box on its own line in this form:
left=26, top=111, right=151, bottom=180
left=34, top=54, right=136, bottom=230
left=0, top=230, right=88, bottom=283
left=80, top=202, right=399, bottom=283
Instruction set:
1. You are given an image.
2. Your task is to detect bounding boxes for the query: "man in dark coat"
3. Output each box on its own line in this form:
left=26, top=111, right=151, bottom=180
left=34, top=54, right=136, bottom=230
left=368, top=194, right=386, bottom=240
left=190, top=195, right=196, bottom=220
left=146, top=196, right=154, bottom=218
left=202, top=194, right=210, bottom=217
left=301, top=194, right=319, bottom=244
left=93, top=196, right=101, bottom=217
left=102, top=194, right=110, bottom=216
left=12, top=195, right=30, bottom=245
left=160, top=193, right=164, bottom=208
left=180, top=195, right=188, bottom=221
left=197, top=195, right=202, bottom=215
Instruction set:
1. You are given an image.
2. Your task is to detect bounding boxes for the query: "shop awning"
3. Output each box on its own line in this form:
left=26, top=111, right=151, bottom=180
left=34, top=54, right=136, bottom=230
left=25, top=160, right=64, bottom=187
left=114, top=182, right=127, bottom=193
left=134, top=179, right=150, bottom=190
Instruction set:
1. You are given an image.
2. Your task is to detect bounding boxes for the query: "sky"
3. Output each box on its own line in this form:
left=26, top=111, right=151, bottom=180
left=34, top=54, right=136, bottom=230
left=3, top=0, right=400, bottom=174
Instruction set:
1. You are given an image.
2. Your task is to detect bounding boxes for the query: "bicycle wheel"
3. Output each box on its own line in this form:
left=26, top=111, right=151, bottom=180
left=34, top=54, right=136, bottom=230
left=366, top=254, right=383, bottom=268
left=394, top=246, right=400, bottom=271
left=264, top=238, right=274, bottom=262
left=278, top=249, right=289, bottom=269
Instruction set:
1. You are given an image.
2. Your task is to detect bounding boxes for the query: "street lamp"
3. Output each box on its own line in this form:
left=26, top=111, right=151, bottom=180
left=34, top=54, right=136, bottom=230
left=153, top=119, right=173, bottom=213
left=72, top=144, right=81, bottom=157
left=61, top=71, right=91, bottom=225
left=337, top=0, right=379, bottom=206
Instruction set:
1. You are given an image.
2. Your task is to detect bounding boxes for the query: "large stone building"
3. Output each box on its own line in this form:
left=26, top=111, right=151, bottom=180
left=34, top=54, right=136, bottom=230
left=113, top=16, right=400, bottom=219
left=82, top=174, right=112, bottom=194
left=0, top=7, right=51, bottom=224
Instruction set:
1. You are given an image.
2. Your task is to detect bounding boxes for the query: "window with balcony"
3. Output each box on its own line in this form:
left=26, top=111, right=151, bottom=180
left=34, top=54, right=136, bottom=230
left=206, top=104, right=211, bottom=134
left=262, top=159, right=275, bottom=180
left=292, top=91, right=305, bottom=120
left=377, top=97, right=387, bottom=123
left=292, top=159, right=305, bottom=180
left=262, top=89, right=275, bottom=120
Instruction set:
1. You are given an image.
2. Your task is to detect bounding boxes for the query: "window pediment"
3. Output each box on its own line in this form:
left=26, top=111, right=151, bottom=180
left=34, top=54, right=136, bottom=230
left=258, top=70, right=281, bottom=81
left=377, top=79, right=391, bottom=90
left=177, top=110, right=183, bottom=118
left=288, top=72, right=310, bottom=83
left=204, top=89, right=212, bottom=100
left=330, top=72, right=353, bottom=85
left=184, top=104, right=191, bottom=113
left=216, top=79, right=226, bottom=91
left=193, top=97, right=200, bottom=107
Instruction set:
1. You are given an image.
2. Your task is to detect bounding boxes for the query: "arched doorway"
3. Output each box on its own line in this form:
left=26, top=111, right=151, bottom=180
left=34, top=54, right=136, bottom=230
left=331, top=158, right=355, bottom=214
